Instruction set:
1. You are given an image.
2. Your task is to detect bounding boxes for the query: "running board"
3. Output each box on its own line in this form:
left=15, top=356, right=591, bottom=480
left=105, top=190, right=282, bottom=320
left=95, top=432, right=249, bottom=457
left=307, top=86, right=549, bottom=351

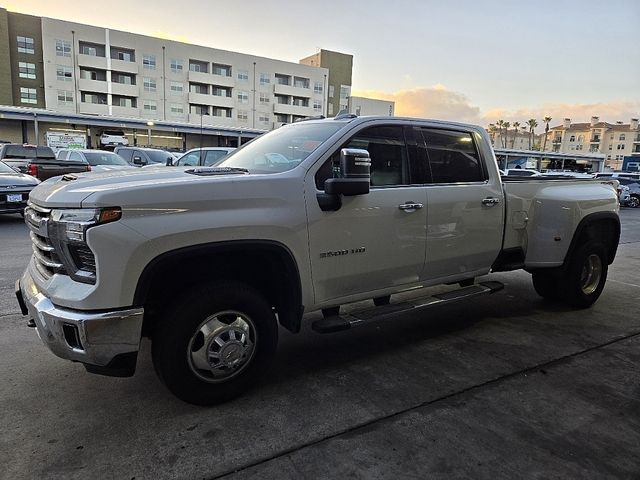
left=311, top=281, right=504, bottom=334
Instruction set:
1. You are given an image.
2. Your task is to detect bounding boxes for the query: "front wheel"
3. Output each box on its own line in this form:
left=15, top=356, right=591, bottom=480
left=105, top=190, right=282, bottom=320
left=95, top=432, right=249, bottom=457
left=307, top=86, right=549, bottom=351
left=560, top=241, right=608, bottom=308
left=628, top=195, right=640, bottom=208
left=152, top=282, right=278, bottom=405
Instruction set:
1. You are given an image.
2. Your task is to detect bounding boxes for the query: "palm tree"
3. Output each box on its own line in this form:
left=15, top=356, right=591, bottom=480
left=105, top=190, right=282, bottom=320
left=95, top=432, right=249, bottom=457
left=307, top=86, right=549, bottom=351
left=527, top=119, right=538, bottom=149
left=496, top=120, right=505, bottom=148
left=487, top=123, right=498, bottom=145
left=512, top=122, right=520, bottom=148
left=541, top=116, right=552, bottom=152
left=503, top=122, right=510, bottom=148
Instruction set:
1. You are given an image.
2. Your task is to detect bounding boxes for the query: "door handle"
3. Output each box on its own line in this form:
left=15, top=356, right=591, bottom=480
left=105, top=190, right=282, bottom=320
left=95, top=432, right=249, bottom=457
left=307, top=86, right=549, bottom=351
left=398, top=202, right=424, bottom=211
left=482, top=197, right=501, bottom=206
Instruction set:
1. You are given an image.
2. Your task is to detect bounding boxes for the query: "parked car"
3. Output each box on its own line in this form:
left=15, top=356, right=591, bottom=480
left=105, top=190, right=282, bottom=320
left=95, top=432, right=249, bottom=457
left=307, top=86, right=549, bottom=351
left=0, top=144, right=89, bottom=180
left=172, top=147, right=236, bottom=167
left=57, top=149, right=136, bottom=172
left=503, top=168, right=540, bottom=177
left=617, top=184, right=631, bottom=206
left=113, top=147, right=175, bottom=167
left=0, top=160, right=39, bottom=215
left=615, top=177, right=640, bottom=208
left=99, top=130, right=128, bottom=148
left=595, top=172, right=640, bottom=181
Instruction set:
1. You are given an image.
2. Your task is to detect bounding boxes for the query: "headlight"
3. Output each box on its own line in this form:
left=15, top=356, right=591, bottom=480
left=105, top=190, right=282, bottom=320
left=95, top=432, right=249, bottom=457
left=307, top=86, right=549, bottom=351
left=49, top=207, right=121, bottom=284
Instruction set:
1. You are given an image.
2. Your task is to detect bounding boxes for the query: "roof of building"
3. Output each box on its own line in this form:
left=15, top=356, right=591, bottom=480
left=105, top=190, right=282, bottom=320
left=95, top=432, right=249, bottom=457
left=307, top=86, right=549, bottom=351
left=550, top=121, right=638, bottom=132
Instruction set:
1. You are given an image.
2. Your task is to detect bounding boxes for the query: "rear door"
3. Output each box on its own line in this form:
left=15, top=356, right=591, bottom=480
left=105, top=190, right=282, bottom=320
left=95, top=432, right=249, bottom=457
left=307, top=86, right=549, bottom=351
left=418, top=127, right=504, bottom=281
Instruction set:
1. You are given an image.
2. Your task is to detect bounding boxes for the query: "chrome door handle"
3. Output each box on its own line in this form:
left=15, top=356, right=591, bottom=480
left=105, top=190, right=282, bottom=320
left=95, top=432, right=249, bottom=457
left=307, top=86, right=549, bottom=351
left=398, top=202, right=424, bottom=211
left=482, top=197, right=501, bottom=206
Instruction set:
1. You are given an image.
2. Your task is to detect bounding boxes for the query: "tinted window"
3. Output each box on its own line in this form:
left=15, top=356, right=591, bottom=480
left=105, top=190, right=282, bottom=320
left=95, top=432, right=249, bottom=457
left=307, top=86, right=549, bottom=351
left=315, top=125, right=410, bottom=189
left=145, top=149, right=171, bottom=163
left=68, top=151, right=84, bottom=162
left=2, top=145, right=55, bottom=159
left=116, top=148, right=133, bottom=162
left=421, top=129, right=483, bottom=183
left=84, top=152, right=129, bottom=166
left=203, top=150, right=230, bottom=166
left=177, top=151, right=201, bottom=166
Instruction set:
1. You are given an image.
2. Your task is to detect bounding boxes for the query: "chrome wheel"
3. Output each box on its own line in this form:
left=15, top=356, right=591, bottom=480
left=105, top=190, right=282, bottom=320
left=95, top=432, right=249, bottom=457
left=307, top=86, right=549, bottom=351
left=580, top=254, right=602, bottom=295
left=629, top=196, right=640, bottom=208
left=187, top=311, right=257, bottom=383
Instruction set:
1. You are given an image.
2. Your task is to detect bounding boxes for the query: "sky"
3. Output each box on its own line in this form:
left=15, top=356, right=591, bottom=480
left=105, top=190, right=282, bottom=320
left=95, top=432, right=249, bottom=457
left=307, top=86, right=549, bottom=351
left=5, top=0, right=640, bottom=127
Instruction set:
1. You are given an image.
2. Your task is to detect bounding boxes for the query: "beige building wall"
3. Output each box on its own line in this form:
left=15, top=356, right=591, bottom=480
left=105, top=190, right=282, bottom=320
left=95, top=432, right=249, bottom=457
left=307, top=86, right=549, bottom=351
left=300, top=49, right=352, bottom=117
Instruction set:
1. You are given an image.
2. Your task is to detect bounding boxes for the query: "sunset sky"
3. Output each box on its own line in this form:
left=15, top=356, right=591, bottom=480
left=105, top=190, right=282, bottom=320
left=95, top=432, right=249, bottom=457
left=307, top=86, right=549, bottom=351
left=5, top=0, right=640, bottom=127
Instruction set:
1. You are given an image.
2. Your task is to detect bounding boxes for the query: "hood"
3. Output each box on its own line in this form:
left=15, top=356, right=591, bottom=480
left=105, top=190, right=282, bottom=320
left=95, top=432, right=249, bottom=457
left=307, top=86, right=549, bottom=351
left=28, top=167, right=247, bottom=208
left=0, top=172, right=40, bottom=187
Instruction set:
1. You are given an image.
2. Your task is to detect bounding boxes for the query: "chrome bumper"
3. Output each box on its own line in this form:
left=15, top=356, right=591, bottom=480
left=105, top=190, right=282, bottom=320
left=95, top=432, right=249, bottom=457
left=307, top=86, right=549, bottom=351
left=17, top=269, right=144, bottom=369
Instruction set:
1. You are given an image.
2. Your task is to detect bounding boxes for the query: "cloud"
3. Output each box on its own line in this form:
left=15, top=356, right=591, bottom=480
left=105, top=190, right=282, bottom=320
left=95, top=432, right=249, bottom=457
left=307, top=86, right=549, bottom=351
left=352, top=86, right=482, bottom=124
left=482, top=101, right=640, bottom=127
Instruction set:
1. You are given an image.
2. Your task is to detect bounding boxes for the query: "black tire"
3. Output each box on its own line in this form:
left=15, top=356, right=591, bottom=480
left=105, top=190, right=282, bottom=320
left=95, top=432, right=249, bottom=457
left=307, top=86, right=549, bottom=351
left=629, top=195, right=640, bottom=209
left=531, top=269, right=562, bottom=301
left=152, top=281, right=278, bottom=405
left=560, top=241, right=608, bottom=308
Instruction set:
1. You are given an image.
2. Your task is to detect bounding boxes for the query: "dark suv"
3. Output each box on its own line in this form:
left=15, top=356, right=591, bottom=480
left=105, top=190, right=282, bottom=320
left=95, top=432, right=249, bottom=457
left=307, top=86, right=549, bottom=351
left=113, top=147, right=175, bottom=167
left=0, top=144, right=89, bottom=180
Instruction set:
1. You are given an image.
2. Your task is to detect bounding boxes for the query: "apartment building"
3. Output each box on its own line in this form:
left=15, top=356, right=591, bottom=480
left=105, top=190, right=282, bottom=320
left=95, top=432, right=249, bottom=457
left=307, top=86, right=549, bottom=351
left=1, top=7, right=334, bottom=135
left=348, top=96, right=394, bottom=117
left=299, top=49, right=353, bottom=117
left=542, top=117, right=640, bottom=170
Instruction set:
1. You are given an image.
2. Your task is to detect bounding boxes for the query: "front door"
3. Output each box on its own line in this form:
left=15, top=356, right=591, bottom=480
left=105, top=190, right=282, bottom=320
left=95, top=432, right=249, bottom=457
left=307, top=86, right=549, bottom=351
left=305, top=124, right=427, bottom=305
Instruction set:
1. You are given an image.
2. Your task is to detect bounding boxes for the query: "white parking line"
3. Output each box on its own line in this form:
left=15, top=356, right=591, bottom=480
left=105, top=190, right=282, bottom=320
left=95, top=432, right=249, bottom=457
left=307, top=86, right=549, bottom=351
left=608, top=278, right=640, bottom=289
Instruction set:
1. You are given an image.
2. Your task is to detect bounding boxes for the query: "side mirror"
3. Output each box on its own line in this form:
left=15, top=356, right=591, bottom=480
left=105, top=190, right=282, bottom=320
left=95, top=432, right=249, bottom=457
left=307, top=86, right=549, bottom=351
left=324, top=148, right=371, bottom=196
left=166, top=157, right=173, bottom=166
left=132, top=156, right=145, bottom=165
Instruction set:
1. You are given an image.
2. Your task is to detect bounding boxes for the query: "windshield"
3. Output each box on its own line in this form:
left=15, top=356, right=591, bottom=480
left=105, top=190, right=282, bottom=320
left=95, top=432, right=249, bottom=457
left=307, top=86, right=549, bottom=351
left=218, top=123, right=343, bottom=174
left=0, top=161, right=19, bottom=174
left=146, top=150, right=172, bottom=163
left=83, top=152, right=130, bottom=166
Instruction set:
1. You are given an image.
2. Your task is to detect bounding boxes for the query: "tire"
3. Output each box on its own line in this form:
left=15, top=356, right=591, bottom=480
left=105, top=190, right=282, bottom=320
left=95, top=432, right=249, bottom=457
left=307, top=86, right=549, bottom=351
left=560, top=241, right=608, bottom=308
left=531, top=269, right=562, bottom=301
left=629, top=195, right=640, bottom=208
left=152, top=281, right=278, bottom=405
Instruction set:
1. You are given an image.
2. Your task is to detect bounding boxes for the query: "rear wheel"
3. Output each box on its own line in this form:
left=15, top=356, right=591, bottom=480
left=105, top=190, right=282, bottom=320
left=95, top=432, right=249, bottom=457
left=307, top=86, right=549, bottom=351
left=560, top=241, right=608, bottom=308
left=629, top=195, right=640, bottom=208
left=152, top=281, right=278, bottom=405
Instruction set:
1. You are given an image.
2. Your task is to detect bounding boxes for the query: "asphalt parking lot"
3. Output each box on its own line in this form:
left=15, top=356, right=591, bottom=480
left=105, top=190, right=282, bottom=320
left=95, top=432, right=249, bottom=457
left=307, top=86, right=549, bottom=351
left=1, top=209, right=639, bottom=480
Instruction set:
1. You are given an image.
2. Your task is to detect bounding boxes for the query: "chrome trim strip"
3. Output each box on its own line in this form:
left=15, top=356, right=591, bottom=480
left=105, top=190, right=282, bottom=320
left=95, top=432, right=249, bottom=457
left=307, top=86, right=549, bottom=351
left=32, top=245, right=63, bottom=269
left=29, top=231, right=54, bottom=252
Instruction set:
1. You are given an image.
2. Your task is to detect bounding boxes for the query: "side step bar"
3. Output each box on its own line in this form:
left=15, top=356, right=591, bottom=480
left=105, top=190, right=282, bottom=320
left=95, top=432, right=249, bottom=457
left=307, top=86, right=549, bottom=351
left=311, top=281, right=504, bottom=334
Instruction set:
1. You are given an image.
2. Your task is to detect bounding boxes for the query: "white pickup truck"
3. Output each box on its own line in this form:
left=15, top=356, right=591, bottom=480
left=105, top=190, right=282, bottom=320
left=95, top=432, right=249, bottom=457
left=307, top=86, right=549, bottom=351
left=16, top=116, right=620, bottom=405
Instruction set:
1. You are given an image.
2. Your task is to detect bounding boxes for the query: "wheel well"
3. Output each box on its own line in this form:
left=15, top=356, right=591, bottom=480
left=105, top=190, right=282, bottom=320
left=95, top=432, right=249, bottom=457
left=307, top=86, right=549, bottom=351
left=135, top=242, right=303, bottom=336
left=567, top=215, right=620, bottom=266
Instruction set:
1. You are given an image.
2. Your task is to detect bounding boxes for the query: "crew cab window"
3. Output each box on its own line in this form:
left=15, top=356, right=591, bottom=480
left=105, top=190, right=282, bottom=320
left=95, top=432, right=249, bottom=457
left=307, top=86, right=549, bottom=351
left=177, top=152, right=201, bottom=166
left=421, top=129, right=484, bottom=183
left=315, top=125, right=410, bottom=189
left=68, top=151, right=84, bottom=162
left=203, top=150, right=229, bottom=166
left=116, top=148, right=133, bottom=162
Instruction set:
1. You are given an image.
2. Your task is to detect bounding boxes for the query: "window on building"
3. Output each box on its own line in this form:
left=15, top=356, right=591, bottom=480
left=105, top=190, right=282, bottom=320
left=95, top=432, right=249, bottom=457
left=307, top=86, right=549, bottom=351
left=56, top=65, right=73, bottom=82
left=189, top=60, right=208, bottom=73
left=314, top=81, right=323, bottom=94
left=213, top=63, right=231, bottom=77
left=275, top=74, right=291, bottom=86
left=276, top=113, right=289, bottom=123
left=609, top=144, right=613, bottom=150
left=293, top=76, right=309, bottom=89
left=212, top=107, right=232, bottom=118
left=576, top=144, right=583, bottom=151
left=170, top=81, right=183, bottom=94
left=237, top=110, right=248, bottom=121
left=170, top=59, right=183, bottom=74
left=292, top=97, right=309, bottom=107
left=190, top=104, right=209, bottom=115
left=189, top=83, right=208, bottom=94
left=112, top=72, right=135, bottom=85
left=143, top=54, right=156, bottom=70
left=170, top=103, right=184, bottom=114
left=259, top=93, right=270, bottom=104
left=17, top=36, right=35, bottom=54
left=237, top=70, right=248, bottom=82
left=212, top=86, right=231, bottom=97
left=81, top=92, right=107, bottom=104
left=617, top=144, right=625, bottom=150
left=55, top=39, right=71, bottom=57
left=112, top=95, right=136, bottom=108
left=340, top=85, right=350, bottom=100
left=258, top=114, right=270, bottom=123
left=313, top=100, right=322, bottom=111
left=79, top=42, right=105, bottom=57
left=80, top=68, right=106, bottom=81
left=328, top=103, right=334, bottom=115
left=259, top=73, right=271, bottom=86
left=111, top=47, right=135, bottom=62
left=143, top=100, right=157, bottom=112
left=237, top=91, right=249, bottom=104
left=569, top=135, right=575, bottom=142
left=578, top=135, right=584, bottom=142
left=143, top=77, right=157, bottom=92
left=619, top=134, right=626, bottom=141
left=57, top=90, right=73, bottom=106
left=20, top=87, right=37, bottom=104
left=18, top=62, right=36, bottom=79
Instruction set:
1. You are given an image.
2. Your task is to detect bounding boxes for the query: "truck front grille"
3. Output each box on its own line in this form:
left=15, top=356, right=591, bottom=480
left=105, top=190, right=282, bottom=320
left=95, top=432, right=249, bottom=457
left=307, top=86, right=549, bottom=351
left=25, top=203, right=67, bottom=279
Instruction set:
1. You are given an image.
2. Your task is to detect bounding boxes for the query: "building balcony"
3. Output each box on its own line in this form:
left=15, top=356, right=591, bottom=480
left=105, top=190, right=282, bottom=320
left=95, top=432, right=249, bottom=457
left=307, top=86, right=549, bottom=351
left=590, top=138, right=601, bottom=143
left=77, top=54, right=108, bottom=70
left=273, top=102, right=314, bottom=116
left=273, top=83, right=312, bottom=98
left=79, top=102, right=109, bottom=115
left=188, top=70, right=212, bottom=84
left=188, top=92, right=234, bottom=108
left=110, top=58, right=138, bottom=74
left=111, top=105, right=140, bottom=118
left=111, top=82, right=139, bottom=97
left=78, top=78, right=109, bottom=93
left=211, top=74, right=234, bottom=88
left=633, top=136, right=640, bottom=143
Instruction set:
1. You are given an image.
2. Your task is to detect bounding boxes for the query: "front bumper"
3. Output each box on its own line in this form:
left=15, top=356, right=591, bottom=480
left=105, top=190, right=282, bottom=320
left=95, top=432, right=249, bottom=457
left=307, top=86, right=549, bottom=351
left=16, top=269, right=144, bottom=376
